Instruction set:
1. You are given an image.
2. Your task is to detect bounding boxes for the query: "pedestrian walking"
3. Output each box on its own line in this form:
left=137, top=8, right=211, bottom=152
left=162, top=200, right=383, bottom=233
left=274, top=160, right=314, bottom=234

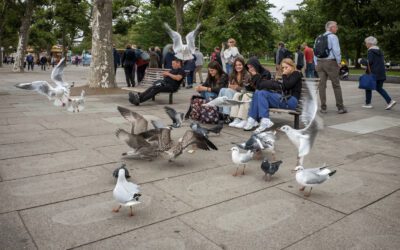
left=194, top=48, right=204, bottom=84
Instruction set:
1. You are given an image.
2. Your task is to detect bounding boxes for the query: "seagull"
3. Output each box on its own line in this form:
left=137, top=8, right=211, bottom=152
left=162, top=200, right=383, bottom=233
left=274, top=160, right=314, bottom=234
left=67, top=90, right=85, bottom=112
left=190, top=121, right=224, bottom=138
left=230, top=146, right=254, bottom=176
left=164, top=106, right=184, bottom=128
left=113, top=168, right=141, bottom=217
left=293, top=165, right=337, bottom=197
left=115, top=129, right=159, bottom=160
left=112, top=163, right=130, bottom=179
left=202, top=96, right=251, bottom=107
left=164, top=22, right=201, bottom=60
left=279, top=80, right=323, bottom=165
left=162, top=130, right=218, bottom=161
left=15, top=58, right=73, bottom=107
left=117, top=106, right=148, bottom=134
left=260, top=159, right=282, bottom=181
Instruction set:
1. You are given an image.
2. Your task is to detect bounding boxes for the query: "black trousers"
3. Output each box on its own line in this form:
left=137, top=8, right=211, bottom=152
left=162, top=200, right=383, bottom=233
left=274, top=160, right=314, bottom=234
left=139, top=81, right=174, bottom=103
left=137, top=64, right=148, bottom=83
left=124, top=65, right=135, bottom=87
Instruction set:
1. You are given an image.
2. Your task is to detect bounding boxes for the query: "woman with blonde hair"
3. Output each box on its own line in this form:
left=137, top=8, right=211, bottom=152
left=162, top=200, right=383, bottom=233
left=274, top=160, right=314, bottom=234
left=222, top=38, right=240, bottom=75
left=243, top=58, right=303, bottom=133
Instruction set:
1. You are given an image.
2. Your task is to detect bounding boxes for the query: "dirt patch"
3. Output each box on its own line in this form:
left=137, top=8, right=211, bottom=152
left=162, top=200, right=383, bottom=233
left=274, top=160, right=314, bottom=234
left=70, top=85, right=128, bottom=96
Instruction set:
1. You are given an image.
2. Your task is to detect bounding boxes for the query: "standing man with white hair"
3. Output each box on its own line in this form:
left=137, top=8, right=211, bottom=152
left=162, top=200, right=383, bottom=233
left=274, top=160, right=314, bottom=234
left=314, top=21, right=347, bottom=114
left=359, top=36, right=396, bottom=110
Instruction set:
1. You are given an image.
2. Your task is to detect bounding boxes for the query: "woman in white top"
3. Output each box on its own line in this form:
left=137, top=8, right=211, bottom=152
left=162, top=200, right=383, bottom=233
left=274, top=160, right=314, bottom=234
left=222, top=38, right=240, bottom=75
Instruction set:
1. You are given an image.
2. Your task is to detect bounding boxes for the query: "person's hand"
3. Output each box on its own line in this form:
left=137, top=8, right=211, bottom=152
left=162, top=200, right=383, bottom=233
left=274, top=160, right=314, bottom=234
left=162, top=71, right=169, bottom=77
left=195, top=85, right=206, bottom=92
left=248, top=67, right=257, bottom=76
left=229, top=83, right=238, bottom=90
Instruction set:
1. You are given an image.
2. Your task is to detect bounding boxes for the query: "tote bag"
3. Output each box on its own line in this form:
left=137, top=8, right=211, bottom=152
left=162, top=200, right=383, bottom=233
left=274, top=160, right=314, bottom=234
left=358, top=62, right=376, bottom=90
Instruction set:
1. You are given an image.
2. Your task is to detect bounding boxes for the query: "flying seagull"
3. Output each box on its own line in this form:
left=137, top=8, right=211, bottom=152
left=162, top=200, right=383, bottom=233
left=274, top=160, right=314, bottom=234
left=260, top=159, right=282, bottom=181
left=202, top=96, right=251, bottom=107
left=279, top=80, right=323, bottom=165
left=117, top=106, right=148, bottom=135
left=293, top=165, right=336, bottom=197
left=164, top=106, right=184, bottom=128
left=230, top=146, right=254, bottom=176
left=164, top=22, right=201, bottom=60
left=15, top=58, right=73, bottom=107
left=67, top=90, right=85, bottom=112
left=113, top=168, right=141, bottom=217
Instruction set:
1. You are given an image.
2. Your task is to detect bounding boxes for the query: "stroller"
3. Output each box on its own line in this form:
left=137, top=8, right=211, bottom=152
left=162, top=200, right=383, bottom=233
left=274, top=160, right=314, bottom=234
left=339, top=63, right=349, bottom=80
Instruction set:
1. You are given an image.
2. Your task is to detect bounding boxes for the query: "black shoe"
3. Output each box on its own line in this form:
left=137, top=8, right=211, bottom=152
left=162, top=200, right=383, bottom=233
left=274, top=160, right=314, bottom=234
left=338, top=108, right=347, bottom=114
left=128, top=92, right=140, bottom=106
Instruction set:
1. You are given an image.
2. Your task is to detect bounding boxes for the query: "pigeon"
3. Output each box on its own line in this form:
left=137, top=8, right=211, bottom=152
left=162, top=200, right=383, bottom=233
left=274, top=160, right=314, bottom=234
left=164, top=106, right=184, bottom=128
left=293, top=165, right=336, bottom=197
left=117, top=106, right=148, bottom=135
left=235, top=131, right=277, bottom=160
left=202, top=96, right=251, bottom=107
left=163, top=130, right=218, bottom=161
left=112, top=163, right=130, bottom=179
left=279, top=80, right=323, bottom=165
left=190, top=121, right=224, bottom=138
left=15, top=58, right=73, bottom=107
left=112, top=168, right=141, bottom=217
left=260, top=159, right=282, bottom=181
left=67, top=90, right=85, bottom=112
left=230, top=146, right=254, bottom=176
left=164, top=22, right=201, bottom=60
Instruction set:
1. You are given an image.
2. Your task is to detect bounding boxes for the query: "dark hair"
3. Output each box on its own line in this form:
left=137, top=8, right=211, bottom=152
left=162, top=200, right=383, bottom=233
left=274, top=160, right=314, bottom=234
left=126, top=44, right=132, bottom=49
left=229, top=57, right=248, bottom=87
left=206, top=61, right=225, bottom=88
left=172, top=57, right=182, bottom=64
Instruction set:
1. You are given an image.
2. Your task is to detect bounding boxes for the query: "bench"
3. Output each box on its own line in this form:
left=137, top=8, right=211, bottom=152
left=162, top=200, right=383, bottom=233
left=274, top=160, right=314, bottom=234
left=269, top=78, right=320, bottom=129
left=122, top=68, right=176, bottom=104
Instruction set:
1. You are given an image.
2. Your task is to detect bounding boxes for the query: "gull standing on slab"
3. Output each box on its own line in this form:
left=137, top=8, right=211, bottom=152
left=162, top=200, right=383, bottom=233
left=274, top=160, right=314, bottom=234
left=293, top=165, right=336, bottom=197
left=202, top=96, right=251, bottom=107
left=164, top=23, right=201, bottom=61
left=113, top=168, right=141, bottom=217
left=15, top=58, right=73, bottom=107
left=230, top=146, right=254, bottom=176
left=279, top=80, right=323, bottom=165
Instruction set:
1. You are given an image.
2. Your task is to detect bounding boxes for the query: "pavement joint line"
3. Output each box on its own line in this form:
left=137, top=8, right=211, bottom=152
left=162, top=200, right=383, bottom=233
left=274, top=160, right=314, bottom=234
left=0, top=149, right=77, bottom=161
left=17, top=211, right=39, bottom=250
left=0, top=129, right=72, bottom=146
left=378, top=152, right=400, bottom=159
left=0, top=160, right=117, bottom=182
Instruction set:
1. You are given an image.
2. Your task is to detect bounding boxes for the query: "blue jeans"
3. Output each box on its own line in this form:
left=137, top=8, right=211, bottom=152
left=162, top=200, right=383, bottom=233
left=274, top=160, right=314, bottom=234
left=199, top=91, right=217, bottom=101
left=225, top=63, right=233, bottom=75
left=186, top=70, right=194, bottom=86
left=218, top=88, right=237, bottom=115
left=305, top=63, right=315, bottom=78
left=365, top=79, right=391, bottom=104
left=248, top=90, right=298, bottom=120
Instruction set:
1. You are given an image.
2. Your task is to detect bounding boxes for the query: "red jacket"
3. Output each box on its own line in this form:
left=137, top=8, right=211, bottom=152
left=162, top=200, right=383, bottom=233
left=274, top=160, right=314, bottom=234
left=304, top=46, right=314, bottom=64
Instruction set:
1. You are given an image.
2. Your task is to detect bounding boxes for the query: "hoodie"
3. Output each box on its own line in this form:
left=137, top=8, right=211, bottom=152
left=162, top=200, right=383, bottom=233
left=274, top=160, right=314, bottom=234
left=360, top=46, right=386, bottom=81
left=245, top=57, right=272, bottom=91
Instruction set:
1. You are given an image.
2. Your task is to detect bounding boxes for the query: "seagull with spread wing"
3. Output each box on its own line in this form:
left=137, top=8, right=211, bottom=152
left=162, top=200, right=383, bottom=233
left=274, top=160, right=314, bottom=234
left=164, top=22, right=201, bottom=60
left=117, top=106, right=149, bottom=135
left=279, top=80, right=323, bottom=165
left=15, top=58, right=73, bottom=107
left=67, top=90, right=85, bottom=112
left=202, top=96, right=251, bottom=107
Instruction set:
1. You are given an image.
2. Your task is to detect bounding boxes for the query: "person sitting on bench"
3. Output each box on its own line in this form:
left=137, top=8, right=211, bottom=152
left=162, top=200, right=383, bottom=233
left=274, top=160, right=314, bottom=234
left=129, top=57, right=185, bottom=106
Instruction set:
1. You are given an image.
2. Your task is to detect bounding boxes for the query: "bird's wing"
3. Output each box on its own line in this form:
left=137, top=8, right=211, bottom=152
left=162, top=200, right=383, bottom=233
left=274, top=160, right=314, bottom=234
left=115, top=128, right=151, bottom=149
left=302, top=170, right=328, bottom=184
left=158, top=128, right=173, bottom=151
left=207, top=121, right=223, bottom=134
left=185, top=23, right=201, bottom=53
left=117, top=106, right=148, bottom=134
left=298, top=134, right=311, bottom=157
left=164, top=106, right=178, bottom=124
left=181, top=130, right=218, bottom=151
left=301, top=80, right=323, bottom=130
left=138, top=128, right=161, bottom=141
left=113, top=181, right=139, bottom=204
left=164, top=23, right=183, bottom=53
left=15, top=81, right=54, bottom=98
left=151, top=120, right=167, bottom=129
left=51, top=58, right=67, bottom=87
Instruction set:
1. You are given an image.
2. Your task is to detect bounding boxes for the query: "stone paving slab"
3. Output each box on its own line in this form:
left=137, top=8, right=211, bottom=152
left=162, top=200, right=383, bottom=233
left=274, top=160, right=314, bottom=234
left=0, top=139, right=75, bottom=160
left=286, top=211, right=400, bottom=250
left=0, top=212, right=36, bottom=250
left=363, top=190, right=400, bottom=225
left=329, top=115, right=400, bottom=134
left=0, top=123, right=46, bottom=134
left=63, top=134, right=124, bottom=149
left=0, top=149, right=114, bottom=180
left=19, top=184, right=192, bottom=249
left=372, top=125, right=400, bottom=139
left=75, top=218, right=221, bottom=250
left=0, top=166, right=113, bottom=213
left=179, top=187, right=344, bottom=250
left=277, top=164, right=399, bottom=214
left=0, top=129, right=70, bottom=145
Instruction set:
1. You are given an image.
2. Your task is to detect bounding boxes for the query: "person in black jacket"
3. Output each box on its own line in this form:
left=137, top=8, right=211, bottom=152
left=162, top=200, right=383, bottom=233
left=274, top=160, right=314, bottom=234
left=113, top=44, right=120, bottom=76
left=244, top=58, right=302, bottom=133
left=194, top=61, right=228, bottom=101
left=359, top=36, right=396, bottom=110
left=121, top=44, right=137, bottom=87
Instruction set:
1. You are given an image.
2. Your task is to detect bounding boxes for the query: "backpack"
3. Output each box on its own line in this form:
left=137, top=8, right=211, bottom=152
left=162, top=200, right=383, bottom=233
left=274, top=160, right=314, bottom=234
left=314, top=33, right=331, bottom=58
left=187, top=96, right=220, bottom=124
left=140, top=51, right=150, bottom=61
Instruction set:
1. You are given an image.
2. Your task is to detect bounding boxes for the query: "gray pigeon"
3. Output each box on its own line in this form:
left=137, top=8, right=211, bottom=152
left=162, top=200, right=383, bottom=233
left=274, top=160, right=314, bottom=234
left=164, top=106, right=184, bottom=128
left=260, top=159, right=282, bottom=181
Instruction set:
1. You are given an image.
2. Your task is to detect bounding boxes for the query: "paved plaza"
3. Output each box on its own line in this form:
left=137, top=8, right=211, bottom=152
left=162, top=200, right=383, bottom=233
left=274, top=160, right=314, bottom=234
left=0, top=65, right=399, bottom=250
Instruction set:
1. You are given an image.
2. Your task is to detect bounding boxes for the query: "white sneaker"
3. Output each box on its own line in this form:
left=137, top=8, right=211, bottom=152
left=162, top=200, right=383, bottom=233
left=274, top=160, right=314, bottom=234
left=229, top=118, right=241, bottom=127
left=385, top=100, right=397, bottom=110
left=243, top=117, right=257, bottom=131
left=362, top=104, right=373, bottom=109
left=235, top=120, right=247, bottom=128
left=254, top=118, right=274, bottom=133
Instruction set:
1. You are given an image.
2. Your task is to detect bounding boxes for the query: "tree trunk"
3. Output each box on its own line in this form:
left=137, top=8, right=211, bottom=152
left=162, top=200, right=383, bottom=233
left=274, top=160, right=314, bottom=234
left=174, top=0, right=184, bottom=34
left=0, top=0, right=9, bottom=67
left=197, top=0, right=208, bottom=23
left=13, top=0, right=35, bottom=72
left=88, top=0, right=115, bottom=88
